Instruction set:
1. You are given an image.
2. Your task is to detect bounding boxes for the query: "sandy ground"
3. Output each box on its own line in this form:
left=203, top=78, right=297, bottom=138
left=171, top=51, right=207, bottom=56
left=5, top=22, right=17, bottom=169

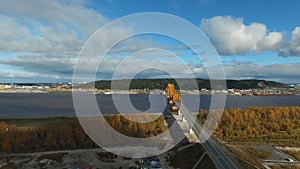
left=0, top=148, right=176, bottom=169
left=276, top=146, right=300, bottom=152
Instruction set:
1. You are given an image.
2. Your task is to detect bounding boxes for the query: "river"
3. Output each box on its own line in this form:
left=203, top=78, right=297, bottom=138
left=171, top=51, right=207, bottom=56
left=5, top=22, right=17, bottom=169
left=0, top=93, right=299, bottom=117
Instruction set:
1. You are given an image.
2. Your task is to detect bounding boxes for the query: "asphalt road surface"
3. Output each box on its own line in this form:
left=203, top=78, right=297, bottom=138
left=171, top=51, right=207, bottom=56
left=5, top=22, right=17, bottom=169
left=175, top=101, right=240, bottom=169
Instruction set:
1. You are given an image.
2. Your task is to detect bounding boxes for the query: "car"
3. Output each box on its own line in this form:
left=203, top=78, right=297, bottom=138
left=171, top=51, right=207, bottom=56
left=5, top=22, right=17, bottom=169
left=285, top=158, right=294, bottom=162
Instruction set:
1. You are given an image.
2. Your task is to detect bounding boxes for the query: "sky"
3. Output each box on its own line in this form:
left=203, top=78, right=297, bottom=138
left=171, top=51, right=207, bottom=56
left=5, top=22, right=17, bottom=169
left=0, top=0, right=300, bottom=83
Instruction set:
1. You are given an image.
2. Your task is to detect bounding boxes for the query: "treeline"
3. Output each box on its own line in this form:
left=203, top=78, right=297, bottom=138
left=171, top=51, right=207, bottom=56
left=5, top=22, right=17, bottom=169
left=0, top=119, right=96, bottom=153
left=105, top=114, right=166, bottom=138
left=86, top=78, right=283, bottom=90
left=198, top=106, right=300, bottom=144
left=0, top=114, right=166, bottom=153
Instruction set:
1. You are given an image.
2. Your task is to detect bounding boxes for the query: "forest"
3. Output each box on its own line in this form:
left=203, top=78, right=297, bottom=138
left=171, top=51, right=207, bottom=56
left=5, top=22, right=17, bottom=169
left=82, top=78, right=283, bottom=90
left=198, top=106, right=300, bottom=145
left=0, top=119, right=96, bottom=153
left=1, top=106, right=299, bottom=154
left=104, top=114, right=166, bottom=138
left=0, top=114, right=166, bottom=154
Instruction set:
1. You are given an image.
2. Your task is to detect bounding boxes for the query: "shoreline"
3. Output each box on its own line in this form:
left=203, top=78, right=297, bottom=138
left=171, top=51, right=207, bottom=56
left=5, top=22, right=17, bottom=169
left=0, top=91, right=297, bottom=96
left=1, top=105, right=300, bottom=120
left=0, top=113, right=165, bottom=120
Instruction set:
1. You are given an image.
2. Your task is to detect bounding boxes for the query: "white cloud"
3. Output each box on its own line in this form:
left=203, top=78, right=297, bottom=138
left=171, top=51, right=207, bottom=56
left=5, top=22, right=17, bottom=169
left=279, top=26, right=300, bottom=56
left=0, top=0, right=168, bottom=82
left=0, top=15, right=83, bottom=53
left=200, top=16, right=284, bottom=55
left=1, top=2, right=299, bottom=83
left=0, top=0, right=110, bottom=54
left=257, top=32, right=284, bottom=51
left=224, top=63, right=296, bottom=78
left=0, top=55, right=76, bottom=74
left=0, top=70, right=62, bottom=80
left=0, top=53, right=201, bottom=82
left=2, top=53, right=299, bottom=83
left=0, top=0, right=107, bottom=36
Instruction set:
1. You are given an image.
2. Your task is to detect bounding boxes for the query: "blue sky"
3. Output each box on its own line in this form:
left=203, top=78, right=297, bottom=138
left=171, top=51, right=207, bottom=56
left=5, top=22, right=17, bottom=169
left=0, top=0, right=299, bottom=83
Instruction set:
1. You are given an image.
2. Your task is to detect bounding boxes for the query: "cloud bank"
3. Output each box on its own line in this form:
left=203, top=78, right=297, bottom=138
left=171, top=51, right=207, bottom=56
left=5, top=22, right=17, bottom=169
left=0, top=1, right=299, bottom=83
left=200, top=16, right=300, bottom=57
left=279, top=27, right=300, bottom=56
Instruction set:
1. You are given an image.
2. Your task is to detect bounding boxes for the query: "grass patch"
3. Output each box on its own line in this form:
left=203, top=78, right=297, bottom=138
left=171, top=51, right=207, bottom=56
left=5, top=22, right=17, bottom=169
left=244, top=147, right=271, bottom=159
left=283, top=150, right=300, bottom=161
left=271, top=164, right=300, bottom=169
left=196, top=155, right=217, bottom=169
left=0, top=163, right=17, bottom=169
left=175, top=143, right=209, bottom=169
left=36, top=153, right=67, bottom=162
left=232, top=156, right=257, bottom=169
left=0, top=117, right=77, bottom=128
left=225, top=145, right=265, bottom=169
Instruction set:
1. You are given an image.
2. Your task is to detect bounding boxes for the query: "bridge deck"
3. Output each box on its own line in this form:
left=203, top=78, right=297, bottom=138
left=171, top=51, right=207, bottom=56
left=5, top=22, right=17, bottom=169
left=171, top=99, right=239, bottom=169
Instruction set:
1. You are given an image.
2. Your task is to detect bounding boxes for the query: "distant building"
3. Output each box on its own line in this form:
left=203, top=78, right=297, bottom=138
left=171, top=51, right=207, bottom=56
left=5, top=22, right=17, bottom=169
left=0, top=84, right=12, bottom=89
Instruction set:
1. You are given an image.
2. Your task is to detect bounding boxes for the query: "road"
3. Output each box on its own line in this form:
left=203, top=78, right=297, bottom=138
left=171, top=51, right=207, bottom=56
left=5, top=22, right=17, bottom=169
left=0, top=148, right=103, bottom=157
left=174, top=100, right=240, bottom=169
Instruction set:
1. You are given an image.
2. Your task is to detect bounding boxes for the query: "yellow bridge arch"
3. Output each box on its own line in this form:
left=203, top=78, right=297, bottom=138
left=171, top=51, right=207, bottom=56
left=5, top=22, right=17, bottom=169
left=166, top=84, right=181, bottom=102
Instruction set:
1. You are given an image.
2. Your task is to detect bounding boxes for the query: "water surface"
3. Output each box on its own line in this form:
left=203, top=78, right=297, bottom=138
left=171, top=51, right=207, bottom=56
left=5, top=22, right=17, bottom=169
left=0, top=93, right=299, bottom=118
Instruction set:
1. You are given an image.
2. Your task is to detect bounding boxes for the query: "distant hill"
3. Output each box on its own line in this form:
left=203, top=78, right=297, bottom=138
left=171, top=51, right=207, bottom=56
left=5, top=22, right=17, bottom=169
left=88, top=78, right=284, bottom=90
left=226, top=79, right=283, bottom=89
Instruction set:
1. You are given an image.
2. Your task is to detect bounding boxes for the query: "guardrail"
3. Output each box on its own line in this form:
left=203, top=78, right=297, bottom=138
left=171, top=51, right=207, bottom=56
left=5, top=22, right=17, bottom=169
left=173, top=100, right=239, bottom=169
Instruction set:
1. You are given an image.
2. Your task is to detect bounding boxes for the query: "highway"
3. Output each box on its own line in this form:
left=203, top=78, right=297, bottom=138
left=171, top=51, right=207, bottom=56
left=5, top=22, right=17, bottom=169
left=174, top=100, right=240, bottom=169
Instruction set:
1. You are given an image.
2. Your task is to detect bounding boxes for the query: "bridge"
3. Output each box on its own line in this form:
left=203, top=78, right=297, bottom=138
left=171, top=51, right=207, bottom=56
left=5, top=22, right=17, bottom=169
left=165, top=84, right=239, bottom=169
